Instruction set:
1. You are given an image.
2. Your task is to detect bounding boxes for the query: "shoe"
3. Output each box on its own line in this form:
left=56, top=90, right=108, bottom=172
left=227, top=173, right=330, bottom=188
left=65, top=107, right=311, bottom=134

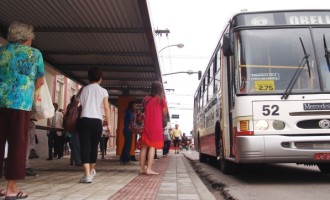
left=29, top=149, right=39, bottom=159
left=79, top=176, right=92, bottom=183
left=25, top=168, right=37, bottom=176
left=46, top=157, right=52, bottom=161
left=4, top=191, right=28, bottom=200
left=90, top=169, right=96, bottom=179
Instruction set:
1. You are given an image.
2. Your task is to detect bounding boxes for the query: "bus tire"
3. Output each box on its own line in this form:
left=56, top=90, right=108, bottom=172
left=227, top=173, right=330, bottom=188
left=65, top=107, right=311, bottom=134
left=198, top=134, right=207, bottom=163
left=218, top=138, right=235, bottom=174
left=199, top=152, right=207, bottom=163
left=317, top=164, right=330, bottom=173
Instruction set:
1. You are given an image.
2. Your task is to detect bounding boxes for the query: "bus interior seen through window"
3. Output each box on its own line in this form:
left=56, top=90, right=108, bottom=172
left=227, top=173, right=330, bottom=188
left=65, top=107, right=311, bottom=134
left=237, top=28, right=322, bottom=94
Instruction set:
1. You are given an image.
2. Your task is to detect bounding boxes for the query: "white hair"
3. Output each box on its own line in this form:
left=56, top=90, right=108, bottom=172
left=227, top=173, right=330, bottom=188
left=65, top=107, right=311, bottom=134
left=7, top=21, right=35, bottom=43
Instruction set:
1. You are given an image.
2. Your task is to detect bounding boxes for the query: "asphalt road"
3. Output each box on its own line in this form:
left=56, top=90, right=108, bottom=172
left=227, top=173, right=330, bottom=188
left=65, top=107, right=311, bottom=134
left=183, top=151, right=330, bottom=200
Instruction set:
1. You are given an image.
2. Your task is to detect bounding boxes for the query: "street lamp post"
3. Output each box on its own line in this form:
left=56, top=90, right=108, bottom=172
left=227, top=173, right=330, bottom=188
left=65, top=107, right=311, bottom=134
left=163, top=70, right=202, bottom=80
left=158, top=43, right=184, bottom=53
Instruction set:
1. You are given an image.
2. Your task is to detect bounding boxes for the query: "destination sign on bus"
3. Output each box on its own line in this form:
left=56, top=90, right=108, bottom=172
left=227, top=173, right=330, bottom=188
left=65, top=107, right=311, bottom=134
left=235, top=11, right=330, bottom=27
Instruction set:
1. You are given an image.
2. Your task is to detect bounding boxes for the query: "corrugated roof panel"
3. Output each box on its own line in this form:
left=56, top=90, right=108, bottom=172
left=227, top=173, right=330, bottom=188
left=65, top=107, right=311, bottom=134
left=34, top=33, right=149, bottom=52
left=46, top=55, right=153, bottom=66
left=0, top=0, right=162, bottom=105
left=0, top=0, right=143, bottom=28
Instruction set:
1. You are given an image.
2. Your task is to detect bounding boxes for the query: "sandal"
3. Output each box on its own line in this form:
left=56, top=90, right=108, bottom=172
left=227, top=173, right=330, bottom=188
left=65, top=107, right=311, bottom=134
left=4, top=191, right=28, bottom=200
left=0, top=189, right=6, bottom=197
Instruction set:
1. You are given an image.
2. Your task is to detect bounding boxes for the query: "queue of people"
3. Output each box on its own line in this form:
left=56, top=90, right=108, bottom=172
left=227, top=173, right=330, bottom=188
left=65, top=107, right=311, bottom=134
left=0, top=21, right=192, bottom=199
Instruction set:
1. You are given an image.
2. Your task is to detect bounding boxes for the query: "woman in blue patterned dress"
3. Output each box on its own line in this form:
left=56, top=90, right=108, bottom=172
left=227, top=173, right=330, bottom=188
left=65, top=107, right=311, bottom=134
left=0, top=21, right=45, bottom=199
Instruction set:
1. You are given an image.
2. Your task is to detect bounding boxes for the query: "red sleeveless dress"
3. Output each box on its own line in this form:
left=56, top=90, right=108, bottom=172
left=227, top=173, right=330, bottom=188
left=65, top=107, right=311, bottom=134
left=141, top=96, right=166, bottom=148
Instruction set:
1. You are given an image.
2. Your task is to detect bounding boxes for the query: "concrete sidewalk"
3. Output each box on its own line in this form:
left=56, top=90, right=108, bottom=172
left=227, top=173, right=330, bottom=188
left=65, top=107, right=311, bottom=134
left=0, top=150, right=215, bottom=200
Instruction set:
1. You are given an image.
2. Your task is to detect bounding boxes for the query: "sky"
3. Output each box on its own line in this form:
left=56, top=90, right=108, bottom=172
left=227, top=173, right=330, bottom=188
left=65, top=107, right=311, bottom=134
left=148, top=0, right=327, bottom=134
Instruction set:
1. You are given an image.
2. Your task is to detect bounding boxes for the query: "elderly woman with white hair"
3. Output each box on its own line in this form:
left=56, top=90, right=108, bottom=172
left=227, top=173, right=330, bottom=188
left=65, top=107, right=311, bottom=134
left=0, top=21, right=45, bottom=200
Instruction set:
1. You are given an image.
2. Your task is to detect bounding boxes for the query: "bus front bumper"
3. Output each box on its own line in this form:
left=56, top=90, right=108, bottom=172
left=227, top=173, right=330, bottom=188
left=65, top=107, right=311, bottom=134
left=235, top=135, right=330, bottom=163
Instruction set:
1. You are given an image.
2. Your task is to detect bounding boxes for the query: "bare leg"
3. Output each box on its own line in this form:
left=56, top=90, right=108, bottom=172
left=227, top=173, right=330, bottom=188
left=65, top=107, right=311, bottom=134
left=90, top=163, right=95, bottom=174
left=146, top=147, right=158, bottom=175
left=83, top=163, right=91, bottom=176
left=6, top=180, right=28, bottom=197
left=139, top=144, right=147, bottom=174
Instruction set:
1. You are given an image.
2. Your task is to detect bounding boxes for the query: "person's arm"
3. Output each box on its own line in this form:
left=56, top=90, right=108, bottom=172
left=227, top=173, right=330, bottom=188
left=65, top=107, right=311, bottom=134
left=35, top=77, right=44, bottom=90
left=162, top=98, right=168, bottom=116
left=35, top=51, right=45, bottom=90
left=102, top=97, right=111, bottom=132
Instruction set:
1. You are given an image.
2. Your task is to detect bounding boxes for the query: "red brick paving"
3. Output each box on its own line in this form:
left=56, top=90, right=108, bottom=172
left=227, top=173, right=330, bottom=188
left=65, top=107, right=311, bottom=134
left=108, top=156, right=170, bottom=200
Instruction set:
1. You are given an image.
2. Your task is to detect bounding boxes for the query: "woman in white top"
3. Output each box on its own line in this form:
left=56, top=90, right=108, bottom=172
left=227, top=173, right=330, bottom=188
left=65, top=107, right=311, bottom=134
left=77, top=68, right=111, bottom=183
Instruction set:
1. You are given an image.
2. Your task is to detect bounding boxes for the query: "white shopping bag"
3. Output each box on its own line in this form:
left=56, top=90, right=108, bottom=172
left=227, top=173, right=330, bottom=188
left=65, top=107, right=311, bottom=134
left=32, top=79, right=54, bottom=120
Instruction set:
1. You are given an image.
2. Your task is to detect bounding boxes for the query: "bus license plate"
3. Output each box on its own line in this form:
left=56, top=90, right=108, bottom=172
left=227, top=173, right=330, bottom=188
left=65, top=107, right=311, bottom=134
left=314, top=153, right=330, bottom=160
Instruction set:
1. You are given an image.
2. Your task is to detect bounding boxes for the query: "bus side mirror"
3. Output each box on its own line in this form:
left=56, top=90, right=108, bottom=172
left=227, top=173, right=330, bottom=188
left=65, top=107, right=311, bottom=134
left=223, top=33, right=233, bottom=56
left=198, top=71, right=202, bottom=80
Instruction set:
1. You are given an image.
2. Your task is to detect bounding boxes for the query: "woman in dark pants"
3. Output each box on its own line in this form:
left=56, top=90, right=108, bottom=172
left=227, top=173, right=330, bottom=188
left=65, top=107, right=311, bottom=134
left=77, top=68, right=111, bottom=183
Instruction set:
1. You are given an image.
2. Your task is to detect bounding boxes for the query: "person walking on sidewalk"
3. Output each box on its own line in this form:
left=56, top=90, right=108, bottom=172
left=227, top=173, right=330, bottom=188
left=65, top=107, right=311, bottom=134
left=25, top=119, right=38, bottom=176
left=99, top=119, right=110, bottom=156
left=120, top=101, right=137, bottom=165
left=162, top=128, right=171, bottom=157
left=0, top=21, right=45, bottom=199
left=77, top=67, right=111, bottom=183
left=66, top=95, right=82, bottom=166
left=139, top=81, right=167, bottom=175
left=47, top=103, right=64, bottom=160
left=171, top=124, right=182, bottom=154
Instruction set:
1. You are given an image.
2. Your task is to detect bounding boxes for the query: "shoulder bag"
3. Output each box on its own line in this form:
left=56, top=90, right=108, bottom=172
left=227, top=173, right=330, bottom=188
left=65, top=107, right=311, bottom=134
left=63, top=87, right=84, bottom=132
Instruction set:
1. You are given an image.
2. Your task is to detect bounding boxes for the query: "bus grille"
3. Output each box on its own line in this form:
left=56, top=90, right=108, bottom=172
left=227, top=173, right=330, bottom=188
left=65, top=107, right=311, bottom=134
left=290, top=111, right=330, bottom=116
left=294, top=142, right=330, bottom=150
left=297, top=119, right=330, bottom=129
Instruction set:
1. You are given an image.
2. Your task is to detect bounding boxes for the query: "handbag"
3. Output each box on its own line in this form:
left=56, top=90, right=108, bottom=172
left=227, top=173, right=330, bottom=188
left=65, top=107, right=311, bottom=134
left=63, top=87, right=84, bottom=132
left=32, top=79, right=55, bottom=120
left=136, top=137, right=142, bottom=150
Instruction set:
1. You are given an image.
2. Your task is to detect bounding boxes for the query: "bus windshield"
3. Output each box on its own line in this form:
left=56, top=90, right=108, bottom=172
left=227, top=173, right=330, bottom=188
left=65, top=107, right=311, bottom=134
left=236, top=28, right=330, bottom=94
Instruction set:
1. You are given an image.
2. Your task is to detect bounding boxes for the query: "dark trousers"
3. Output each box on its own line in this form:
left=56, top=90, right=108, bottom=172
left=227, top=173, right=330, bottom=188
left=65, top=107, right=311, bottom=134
left=78, top=118, right=102, bottom=164
left=120, top=130, right=132, bottom=163
left=55, top=134, right=65, bottom=158
left=47, top=131, right=56, bottom=159
left=70, top=132, right=82, bottom=165
left=163, top=140, right=171, bottom=155
left=0, top=107, right=30, bottom=180
left=99, top=136, right=109, bottom=154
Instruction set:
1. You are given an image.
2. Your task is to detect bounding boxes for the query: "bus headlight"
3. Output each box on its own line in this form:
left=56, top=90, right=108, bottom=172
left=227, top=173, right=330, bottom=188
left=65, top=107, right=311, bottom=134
left=273, top=120, right=285, bottom=130
left=256, top=120, right=269, bottom=130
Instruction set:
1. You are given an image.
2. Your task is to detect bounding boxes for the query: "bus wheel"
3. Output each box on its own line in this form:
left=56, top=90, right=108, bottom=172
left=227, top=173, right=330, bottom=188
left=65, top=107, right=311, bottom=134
left=198, top=135, right=207, bottom=163
left=317, top=164, right=330, bottom=173
left=199, top=152, right=207, bottom=163
left=218, top=139, right=235, bottom=174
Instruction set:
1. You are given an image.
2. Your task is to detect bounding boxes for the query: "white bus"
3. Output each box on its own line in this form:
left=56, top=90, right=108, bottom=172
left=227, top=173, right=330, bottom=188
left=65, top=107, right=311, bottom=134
left=193, top=10, right=330, bottom=174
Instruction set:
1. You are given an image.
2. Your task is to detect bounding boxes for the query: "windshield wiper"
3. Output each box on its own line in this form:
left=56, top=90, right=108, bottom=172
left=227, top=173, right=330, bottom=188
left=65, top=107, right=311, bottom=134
left=281, top=37, right=311, bottom=100
left=323, top=34, right=330, bottom=71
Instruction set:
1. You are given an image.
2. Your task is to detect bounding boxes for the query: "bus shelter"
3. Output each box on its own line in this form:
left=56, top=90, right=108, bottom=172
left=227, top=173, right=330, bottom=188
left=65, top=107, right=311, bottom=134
left=0, top=0, right=163, bottom=156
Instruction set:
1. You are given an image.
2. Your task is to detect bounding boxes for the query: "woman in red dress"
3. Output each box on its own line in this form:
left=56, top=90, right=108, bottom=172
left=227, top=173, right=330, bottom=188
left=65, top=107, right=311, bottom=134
left=139, top=81, right=167, bottom=175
